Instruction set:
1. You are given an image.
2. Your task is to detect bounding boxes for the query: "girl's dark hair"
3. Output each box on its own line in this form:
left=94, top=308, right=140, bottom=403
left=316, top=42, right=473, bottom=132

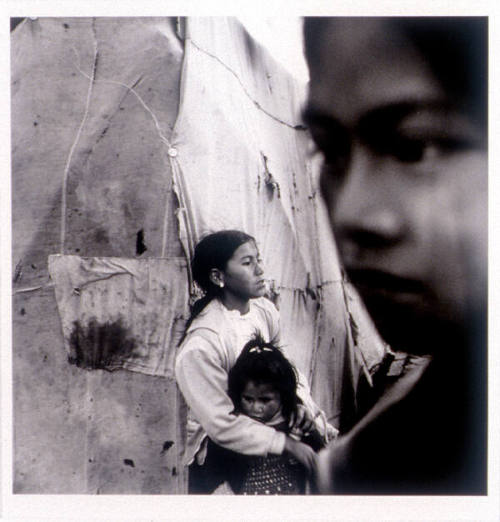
left=183, top=230, right=255, bottom=335
left=228, top=333, right=299, bottom=426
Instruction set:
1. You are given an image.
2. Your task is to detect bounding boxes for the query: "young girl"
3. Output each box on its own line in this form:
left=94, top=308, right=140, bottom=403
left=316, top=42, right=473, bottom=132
left=175, top=230, right=335, bottom=493
left=222, top=333, right=334, bottom=494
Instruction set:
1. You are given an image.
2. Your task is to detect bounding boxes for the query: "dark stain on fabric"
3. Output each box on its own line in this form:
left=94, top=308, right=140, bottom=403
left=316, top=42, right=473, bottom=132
left=267, top=73, right=273, bottom=94
left=124, top=459, right=135, bottom=468
left=305, top=273, right=317, bottom=300
left=98, top=125, right=109, bottom=140
left=261, top=152, right=281, bottom=199
left=13, top=260, right=23, bottom=283
left=161, top=441, right=174, bottom=454
left=136, top=229, right=147, bottom=256
left=243, top=29, right=258, bottom=66
left=348, top=312, right=359, bottom=346
left=93, top=228, right=109, bottom=244
left=68, top=318, right=138, bottom=370
left=305, top=286, right=317, bottom=300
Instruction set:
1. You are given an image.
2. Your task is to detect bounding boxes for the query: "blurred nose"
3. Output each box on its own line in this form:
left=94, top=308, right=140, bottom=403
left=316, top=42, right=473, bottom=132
left=255, top=261, right=264, bottom=276
left=331, top=144, right=405, bottom=253
left=252, top=402, right=263, bottom=414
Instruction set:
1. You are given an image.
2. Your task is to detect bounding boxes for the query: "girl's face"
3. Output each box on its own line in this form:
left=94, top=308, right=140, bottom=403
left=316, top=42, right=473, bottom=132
left=220, top=241, right=266, bottom=310
left=240, top=380, right=281, bottom=423
left=306, top=19, right=487, bottom=353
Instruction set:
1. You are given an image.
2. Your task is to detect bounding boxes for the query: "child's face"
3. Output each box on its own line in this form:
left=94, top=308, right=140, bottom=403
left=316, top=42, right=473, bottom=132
left=240, top=380, right=281, bottom=423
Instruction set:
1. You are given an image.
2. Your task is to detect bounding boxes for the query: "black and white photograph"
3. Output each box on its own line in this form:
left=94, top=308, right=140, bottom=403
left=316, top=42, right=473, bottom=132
left=3, top=2, right=499, bottom=520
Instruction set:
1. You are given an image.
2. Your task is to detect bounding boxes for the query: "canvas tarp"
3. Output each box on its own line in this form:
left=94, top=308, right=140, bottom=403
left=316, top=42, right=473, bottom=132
left=169, top=17, right=386, bottom=422
left=12, top=16, right=385, bottom=494
left=48, top=255, right=189, bottom=377
left=12, top=17, right=187, bottom=494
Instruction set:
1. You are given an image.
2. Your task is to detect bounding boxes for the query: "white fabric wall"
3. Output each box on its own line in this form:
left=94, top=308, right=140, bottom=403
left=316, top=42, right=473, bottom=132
left=12, top=16, right=385, bottom=493
left=171, top=17, right=385, bottom=423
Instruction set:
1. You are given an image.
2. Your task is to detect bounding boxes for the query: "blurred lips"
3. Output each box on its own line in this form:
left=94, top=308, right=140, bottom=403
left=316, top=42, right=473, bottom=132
left=346, top=268, right=426, bottom=300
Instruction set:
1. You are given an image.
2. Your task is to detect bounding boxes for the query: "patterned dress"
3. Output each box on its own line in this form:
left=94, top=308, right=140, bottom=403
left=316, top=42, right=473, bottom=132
left=236, top=452, right=306, bottom=495
left=227, top=420, right=324, bottom=495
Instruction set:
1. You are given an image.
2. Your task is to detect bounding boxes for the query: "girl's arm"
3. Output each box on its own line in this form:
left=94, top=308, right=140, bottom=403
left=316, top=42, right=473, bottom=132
left=175, top=334, right=286, bottom=457
left=284, top=436, right=316, bottom=474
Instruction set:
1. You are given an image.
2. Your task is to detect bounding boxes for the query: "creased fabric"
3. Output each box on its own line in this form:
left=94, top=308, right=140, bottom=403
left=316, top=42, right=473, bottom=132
left=12, top=16, right=388, bottom=495
left=48, top=254, right=189, bottom=377
left=169, top=17, right=386, bottom=423
left=34, top=16, right=385, bottom=423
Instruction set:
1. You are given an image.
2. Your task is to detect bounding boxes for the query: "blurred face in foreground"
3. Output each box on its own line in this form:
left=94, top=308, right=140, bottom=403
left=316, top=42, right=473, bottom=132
left=304, top=18, right=487, bottom=353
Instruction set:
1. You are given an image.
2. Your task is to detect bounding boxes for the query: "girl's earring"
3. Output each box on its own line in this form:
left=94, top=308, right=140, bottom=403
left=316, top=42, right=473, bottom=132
left=219, top=281, right=225, bottom=288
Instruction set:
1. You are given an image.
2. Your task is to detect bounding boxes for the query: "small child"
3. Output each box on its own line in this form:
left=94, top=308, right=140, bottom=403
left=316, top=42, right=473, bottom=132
left=219, top=333, right=335, bottom=495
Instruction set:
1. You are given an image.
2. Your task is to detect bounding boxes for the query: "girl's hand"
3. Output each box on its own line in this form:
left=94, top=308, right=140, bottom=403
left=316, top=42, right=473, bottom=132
left=284, top=436, right=317, bottom=474
left=289, top=404, right=315, bottom=435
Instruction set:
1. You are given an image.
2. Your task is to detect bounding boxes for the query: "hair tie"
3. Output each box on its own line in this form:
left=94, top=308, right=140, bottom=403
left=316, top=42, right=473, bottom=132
left=249, top=346, right=273, bottom=354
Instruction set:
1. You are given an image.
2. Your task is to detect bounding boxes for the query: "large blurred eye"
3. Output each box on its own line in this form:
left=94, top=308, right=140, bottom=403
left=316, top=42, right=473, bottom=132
left=389, top=109, right=483, bottom=165
left=392, top=135, right=473, bottom=164
left=307, top=117, right=351, bottom=181
left=322, top=142, right=350, bottom=173
left=311, top=140, right=351, bottom=194
left=393, top=137, right=430, bottom=162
